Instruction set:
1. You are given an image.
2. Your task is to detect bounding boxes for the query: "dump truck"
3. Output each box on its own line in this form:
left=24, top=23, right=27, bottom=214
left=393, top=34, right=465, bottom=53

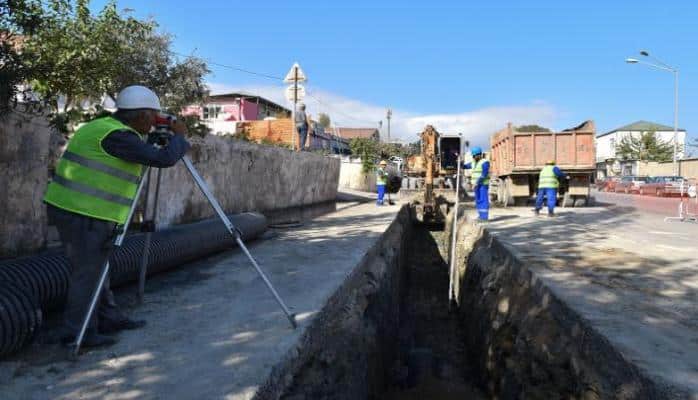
left=400, top=126, right=467, bottom=223
left=489, top=120, right=596, bottom=207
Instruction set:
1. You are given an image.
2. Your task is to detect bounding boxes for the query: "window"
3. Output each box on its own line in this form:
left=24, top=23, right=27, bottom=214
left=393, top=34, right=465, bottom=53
left=203, top=105, right=222, bottom=120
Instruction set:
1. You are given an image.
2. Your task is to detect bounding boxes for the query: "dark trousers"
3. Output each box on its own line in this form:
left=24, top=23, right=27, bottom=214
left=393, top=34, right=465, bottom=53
left=48, top=205, right=128, bottom=337
left=297, top=124, right=308, bottom=150
left=535, top=188, right=557, bottom=213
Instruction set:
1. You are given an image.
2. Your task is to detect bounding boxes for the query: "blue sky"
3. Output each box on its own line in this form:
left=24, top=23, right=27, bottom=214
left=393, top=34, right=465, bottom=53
left=93, top=0, right=698, bottom=147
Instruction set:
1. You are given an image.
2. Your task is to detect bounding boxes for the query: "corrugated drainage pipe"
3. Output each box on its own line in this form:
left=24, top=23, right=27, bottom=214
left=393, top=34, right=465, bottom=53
left=0, top=212, right=267, bottom=357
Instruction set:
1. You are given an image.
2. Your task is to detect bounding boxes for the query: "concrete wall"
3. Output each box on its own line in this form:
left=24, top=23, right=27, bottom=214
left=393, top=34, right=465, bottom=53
left=338, top=158, right=376, bottom=192
left=597, top=158, right=698, bottom=180
left=143, top=135, right=340, bottom=228
left=0, top=124, right=340, bottom=258
left=638, top=159, right=698, bottom=179
left=0, top=113, right=51, bottom=259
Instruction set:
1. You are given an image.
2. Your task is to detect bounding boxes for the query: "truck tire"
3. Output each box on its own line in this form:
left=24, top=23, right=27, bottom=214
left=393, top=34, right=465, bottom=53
left=562, top=192, right=574, bottom=207
left=502, top=179, right=514, bottom=207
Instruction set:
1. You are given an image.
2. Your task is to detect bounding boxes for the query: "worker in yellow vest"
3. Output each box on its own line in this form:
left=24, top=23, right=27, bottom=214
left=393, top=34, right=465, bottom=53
left=376, top=160, right=388, bottom=205
left=44, top=86, right=190, bottom=348
left=463, top=146, right=490, bottom=222
left=535, top=160, right=567, bottom=217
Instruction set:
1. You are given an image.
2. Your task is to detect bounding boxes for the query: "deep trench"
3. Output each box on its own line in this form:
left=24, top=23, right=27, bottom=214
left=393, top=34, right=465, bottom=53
left=378, top=225, right=485, bottom=399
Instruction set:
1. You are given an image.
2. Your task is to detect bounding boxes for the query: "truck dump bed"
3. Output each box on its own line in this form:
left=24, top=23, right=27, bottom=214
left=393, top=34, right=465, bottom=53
left=490, top=120, right=596, bottom=177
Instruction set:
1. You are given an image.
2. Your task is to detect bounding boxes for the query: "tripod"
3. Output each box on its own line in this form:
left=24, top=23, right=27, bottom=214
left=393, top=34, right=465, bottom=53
left=71, top=153, right=297, bottom=356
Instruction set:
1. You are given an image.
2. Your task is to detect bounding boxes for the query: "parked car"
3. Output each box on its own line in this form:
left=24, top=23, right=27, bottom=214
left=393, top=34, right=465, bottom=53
left=597, top=176, right=620, bottom=192
left=639, top=176, right=687, bottom=196
left=614, top=176, right=649, bottom=194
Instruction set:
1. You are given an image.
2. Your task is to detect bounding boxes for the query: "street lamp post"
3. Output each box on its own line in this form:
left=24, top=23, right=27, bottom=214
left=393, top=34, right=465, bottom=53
left=625, top=51, right=680, bottom=176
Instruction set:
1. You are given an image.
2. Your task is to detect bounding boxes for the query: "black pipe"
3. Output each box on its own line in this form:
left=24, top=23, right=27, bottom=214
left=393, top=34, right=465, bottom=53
left=0, top=212, right=267, bottom=357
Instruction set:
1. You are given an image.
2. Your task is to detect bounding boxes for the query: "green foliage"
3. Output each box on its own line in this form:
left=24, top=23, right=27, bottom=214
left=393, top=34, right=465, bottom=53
left=349, top=137, right=379, bottom=173
left=4, top=0, right=208, bottom=127
left=378, top=142, right=411, bottom=160
left=516, top=124, right=551, bottom=132
left=181, top=114, right=210, bottom=138
left=0, top=0, right=45, bottom=115
left=615, top=131, right=677, bottom=162
left=318, top=113, right=331, bottom=128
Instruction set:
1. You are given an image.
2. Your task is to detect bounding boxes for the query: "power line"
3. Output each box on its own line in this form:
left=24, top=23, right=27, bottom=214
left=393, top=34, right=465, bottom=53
left=171, top=50, right=379, bottom=127
left=170, top=51, right=283, bottom=81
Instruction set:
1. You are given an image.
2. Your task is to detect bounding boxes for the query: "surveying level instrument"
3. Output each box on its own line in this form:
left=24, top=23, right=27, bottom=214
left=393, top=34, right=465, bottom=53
left=70, top=113, right=297, bottom=357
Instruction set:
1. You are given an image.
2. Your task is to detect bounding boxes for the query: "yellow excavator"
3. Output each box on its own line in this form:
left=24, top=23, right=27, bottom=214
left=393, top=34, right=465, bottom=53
left=400, top=125, right=468, bottom=223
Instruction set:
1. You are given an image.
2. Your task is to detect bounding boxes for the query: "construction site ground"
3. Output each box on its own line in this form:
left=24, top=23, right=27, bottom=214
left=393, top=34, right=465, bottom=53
left=0, top=192, right=400, bottom=400
left=482, top=203, right=698, bottom=396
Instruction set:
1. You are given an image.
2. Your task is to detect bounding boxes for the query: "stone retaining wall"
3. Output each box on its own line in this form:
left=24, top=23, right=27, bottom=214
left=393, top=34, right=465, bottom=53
left=0, top=113, right=51, bottom=259
left=0, top=120, right=340, bottom=258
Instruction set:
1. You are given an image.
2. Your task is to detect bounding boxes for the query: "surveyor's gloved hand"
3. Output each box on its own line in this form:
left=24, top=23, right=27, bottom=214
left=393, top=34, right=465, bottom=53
left=171, top=119, right=189, bottom=136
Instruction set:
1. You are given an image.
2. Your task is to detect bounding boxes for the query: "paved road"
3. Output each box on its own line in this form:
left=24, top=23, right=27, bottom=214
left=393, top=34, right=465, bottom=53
left=484, top=206, right=698, bottom=397
left=594, top=189, right=698, bottom=218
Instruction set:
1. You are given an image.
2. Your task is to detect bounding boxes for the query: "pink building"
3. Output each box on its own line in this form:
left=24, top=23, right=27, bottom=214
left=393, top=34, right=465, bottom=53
left=183, top=92, right=291, bottom=135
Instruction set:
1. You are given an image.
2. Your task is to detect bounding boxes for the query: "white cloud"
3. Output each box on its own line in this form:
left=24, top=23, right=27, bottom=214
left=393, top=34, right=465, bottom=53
left=207, top=82, right=558, bottom=147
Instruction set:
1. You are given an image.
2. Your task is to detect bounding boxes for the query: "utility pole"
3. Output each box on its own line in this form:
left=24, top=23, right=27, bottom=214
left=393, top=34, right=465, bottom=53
left=386, top=108, right=392, bottom=143
left=284, top=63, right=307, bottom=151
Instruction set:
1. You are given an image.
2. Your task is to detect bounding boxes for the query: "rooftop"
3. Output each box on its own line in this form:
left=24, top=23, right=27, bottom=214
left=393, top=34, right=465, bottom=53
left=208, top=92, right=291, bottom=114
left=598, top=120, right=685, bottom=138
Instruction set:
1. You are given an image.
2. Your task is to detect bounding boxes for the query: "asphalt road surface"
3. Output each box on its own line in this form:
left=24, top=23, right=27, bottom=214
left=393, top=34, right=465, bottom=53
left=594, top=189, right=698, bottom=218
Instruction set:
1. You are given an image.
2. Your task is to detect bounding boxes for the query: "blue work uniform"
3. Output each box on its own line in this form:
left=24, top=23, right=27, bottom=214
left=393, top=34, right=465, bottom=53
left=376, top=167, right=387, bottom=205
left=464, top=159, right=490, bottom=221
left=535, top=165, right=566, bottom=214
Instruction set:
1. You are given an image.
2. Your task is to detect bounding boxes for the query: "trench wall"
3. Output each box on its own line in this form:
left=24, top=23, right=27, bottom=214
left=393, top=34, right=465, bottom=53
left=0, top=119, right=340, bottom=259
left=253, top=206, right=411, bottom=400
left=454, top=227, right=681, bottom=399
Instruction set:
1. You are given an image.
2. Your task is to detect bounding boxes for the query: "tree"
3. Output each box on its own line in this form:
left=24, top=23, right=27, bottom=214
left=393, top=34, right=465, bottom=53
left=318, top=113, right=331, bottom=128
left=615, top=131, right=676, bottom=162
left=13, top=1, right=208, bottom=125
left=349, top=138, right=379, bottom=173
left=516, top=124, right=551, bottom=132
left=0, top=0, right=46, bottom=115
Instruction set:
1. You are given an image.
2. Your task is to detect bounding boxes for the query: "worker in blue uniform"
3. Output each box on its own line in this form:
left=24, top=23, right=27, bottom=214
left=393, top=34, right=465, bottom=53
left=463, top=146, right=490, bottom=222
left=535, top=160, right=567, bottom=217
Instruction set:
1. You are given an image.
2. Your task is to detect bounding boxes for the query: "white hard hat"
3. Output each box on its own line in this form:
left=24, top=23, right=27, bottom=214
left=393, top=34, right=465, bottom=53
left=115, top=85, right=161, bottom=111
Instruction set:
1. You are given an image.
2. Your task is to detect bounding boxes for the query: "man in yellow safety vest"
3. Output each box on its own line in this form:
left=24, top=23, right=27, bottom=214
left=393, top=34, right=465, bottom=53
left=463, top=146, right=490, bottom=222
left=376, top=160, right=388, bottom=205
left=534, top=160, right=567, bottom=217
left=44, top=86, right=190, bottom=348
